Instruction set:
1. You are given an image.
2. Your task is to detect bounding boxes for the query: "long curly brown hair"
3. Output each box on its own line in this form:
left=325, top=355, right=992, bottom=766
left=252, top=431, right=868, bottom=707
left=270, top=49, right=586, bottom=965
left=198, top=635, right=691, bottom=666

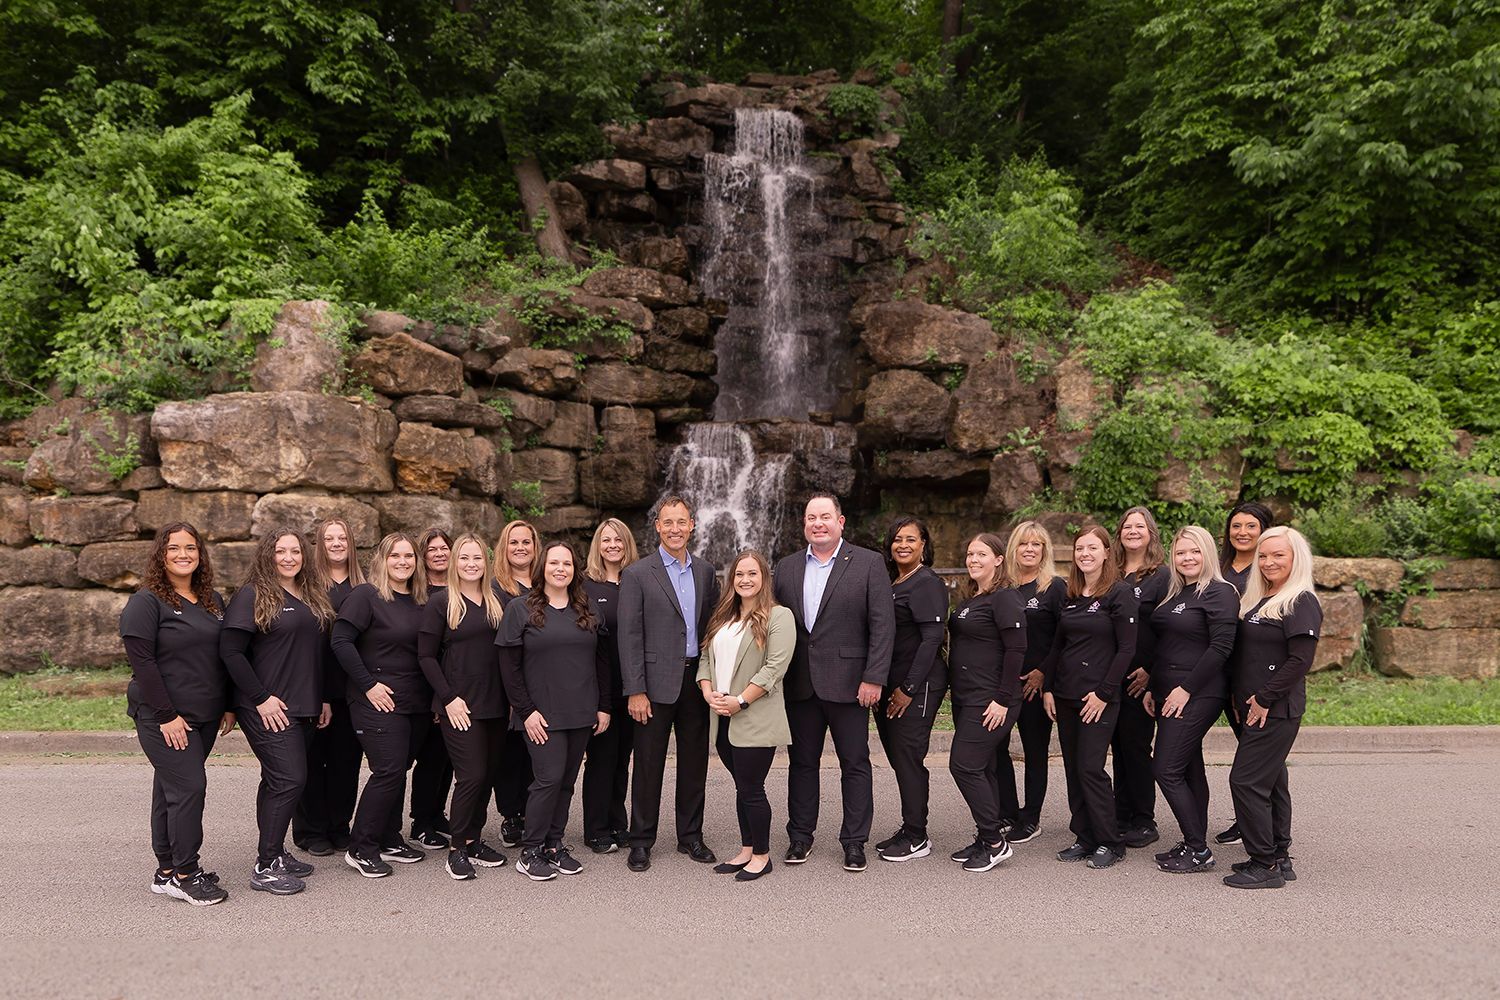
left=247, top=528, right=336, bottom=631
left=524, top=541, right=596, bottom=631
left=141, top=522, right=221, bottom=615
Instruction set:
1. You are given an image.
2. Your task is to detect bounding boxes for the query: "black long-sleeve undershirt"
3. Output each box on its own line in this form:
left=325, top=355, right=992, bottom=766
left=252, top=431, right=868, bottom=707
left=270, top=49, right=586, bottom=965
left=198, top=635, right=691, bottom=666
left=122, top=636, right=177, bottom=724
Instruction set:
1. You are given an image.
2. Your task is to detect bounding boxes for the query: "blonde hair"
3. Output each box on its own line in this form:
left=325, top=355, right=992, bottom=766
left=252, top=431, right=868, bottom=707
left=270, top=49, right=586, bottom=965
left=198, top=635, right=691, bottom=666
left=446, top=533, right=504, bottom=630
left=493, top=520, right=539, bottom=597
left=1163, top=525, right=1227, bottom=602
left=1112, top=505, right=1166, bottom=577
left=587, top=518, right=639, bottom=583
left=313, top=517, right=366, bottom=588
left=1004, top=520, right=1059, bottom=594
left=368, top=532, right=428, bottom=605
left=1239, top=526, right=1318, bottom=621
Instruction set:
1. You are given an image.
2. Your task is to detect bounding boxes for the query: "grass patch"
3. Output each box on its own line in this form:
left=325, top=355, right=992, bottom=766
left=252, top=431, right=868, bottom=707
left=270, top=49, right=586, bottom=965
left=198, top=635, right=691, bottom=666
left=0, top=666, right=130, bottom=731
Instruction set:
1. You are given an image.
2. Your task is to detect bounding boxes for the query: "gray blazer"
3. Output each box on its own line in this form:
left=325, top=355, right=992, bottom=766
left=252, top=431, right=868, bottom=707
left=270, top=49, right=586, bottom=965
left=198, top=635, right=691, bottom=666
left=696, top=605, right=795, bottom=747
left=772, top=542, right=895, bottom=703
left=618, top=549, right=720, bottom=705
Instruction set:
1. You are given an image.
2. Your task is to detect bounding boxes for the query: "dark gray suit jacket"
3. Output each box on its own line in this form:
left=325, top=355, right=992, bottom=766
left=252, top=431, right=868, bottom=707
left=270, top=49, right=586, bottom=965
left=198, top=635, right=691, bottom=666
left=772, top=542, right=895, bottom=704
left=618, top=549, right=720, bottom=705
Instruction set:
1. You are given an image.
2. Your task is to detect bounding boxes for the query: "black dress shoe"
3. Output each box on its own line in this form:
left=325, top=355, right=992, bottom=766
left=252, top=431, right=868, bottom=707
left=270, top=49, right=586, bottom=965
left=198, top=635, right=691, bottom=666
left=735, top=859, right=772, bottom=882
left=713, top=860, right=749, bottom=874
left=677, top=840, right=717, bottom=864
left=784, top=841, right=812, bottom=864
left=842, top=844, right=867, bottom=872
left=627, top=846, right=651, bottom=872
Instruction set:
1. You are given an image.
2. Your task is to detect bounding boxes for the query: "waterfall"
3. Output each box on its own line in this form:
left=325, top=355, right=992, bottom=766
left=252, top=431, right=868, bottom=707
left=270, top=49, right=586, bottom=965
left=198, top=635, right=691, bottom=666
left=663, top=424, right=791, bottom=566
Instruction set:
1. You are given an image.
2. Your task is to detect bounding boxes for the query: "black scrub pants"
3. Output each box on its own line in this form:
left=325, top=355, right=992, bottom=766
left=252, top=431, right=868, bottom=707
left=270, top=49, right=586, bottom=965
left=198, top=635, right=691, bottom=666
left=1152, top=695, right=1224, bottom=851
left=786, top=696, right=874, bottom=847
left=1229, top=713, right=1301, bottom=867
left=135, top=716, right=219, bottom=874
left=873, top=684, right=944, bottom=840
left=523, top=726, right=590, bottom=850
left=582, top=695, right=632, bottom=842
left=629, top=660, right=709, bottom=850
left=494, top=729, right=534, bottom=820
left=409, top=721, right=452, bottom=834
left=715, top=719, right=776, bottom=855
left=294, top=698, right=362, bottom=849
left=1054, top=697, right=1122, bottom=851
left=996, top=694, right=1052, bottom=827
left=348, top=703, right=431, bottom=858
left=239, top=711, right=317, bottom=865
left=441, top=716, right=506, bottom=845
left=949, top=704, right=1020, bottom=844
left=1112, top=690, right=1156, bottom=829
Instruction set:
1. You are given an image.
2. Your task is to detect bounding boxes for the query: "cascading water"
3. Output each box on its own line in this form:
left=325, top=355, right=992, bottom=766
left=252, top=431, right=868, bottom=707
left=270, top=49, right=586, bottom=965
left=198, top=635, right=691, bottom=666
left=662, top=424, right=792, bottom=565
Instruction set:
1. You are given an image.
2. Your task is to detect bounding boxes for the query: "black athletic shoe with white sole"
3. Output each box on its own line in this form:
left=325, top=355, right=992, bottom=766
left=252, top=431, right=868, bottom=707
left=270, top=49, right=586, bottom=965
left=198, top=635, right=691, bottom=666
left=411, top=828, right=449, bottom=850
left=344, top=850, right=392, bottom=879
left=151, top=870, right=173, bottom=895
left=1214, top=823, right=1242, bottom=845
left=1086, top=846, right=1125, bottom=869
left=379, top=842, right=425, bottom=864
left=250, top=861, right=305, bottom=895
left=445, top=849, right=476, bottom=881
left=587, top=837, right=618, bottom=855
left=784, top=841, right=812, bottom=864
left=950, top=837, right=985, bottom=863
left=468, top=841, right=508, bottom=868
left=961, top=839, right=1013, bottom=873
left=276, top=853, right=314, bottom=878
left=1158, top=847, right=1214, bottom=873
left=842, top=844, right=867, bottom=872
left=1056, top=841, right=1093, bottom=862
left=1007, top=822, right=1042, bottom=844
left=166, top=869, right=229, bottom=906
left=1223, top=861, right=1285, bottom=889
left=1233, top=856, right=1296, bottom=881
left=518, top=848, right=558, bottom=881
left=1156, top=841, right=1188, bottom=864
left=548, top=846, right=583, bottom=876
left=499, top=817, right=524, bottom=848
left=877, top=833, right=932, bottom=862
left=875, top=827, right=908, bottom=853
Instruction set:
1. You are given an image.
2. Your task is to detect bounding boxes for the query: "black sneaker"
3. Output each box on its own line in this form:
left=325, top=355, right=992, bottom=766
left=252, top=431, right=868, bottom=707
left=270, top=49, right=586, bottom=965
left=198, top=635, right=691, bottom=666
left=151, top=869, right=173, bottom=895
left=517, top=848, right=558, bottom=881
left=445, top=849, right=476, bottom=881
left=411, top=828, right=449, bottom=850
left=276, top=852, right=314, bottom=878
left=949, top=837, right=985, bottom=863
left=1056, top=842, right=1093, bottom=862
left=468, top=841, right=508, bottom=868
left=1158, top=847, right=1214, bottom=873
left=1086, top=845, right=1125, bottom=869
left=586, top=837, right=619, bottom=855
left=962, top=838, right=1013, bottom=873
left=379, top=842, right=425, bottom=864
left=1214, top=822, right=1242, bottom=845
left=1007, top=822, right=1042, bottom=844
left=842, top=844, right=867, bottom=872
left=165, top=869, right=229, bottom=906
left=1223, top=861, right=1285, bottom=889
left=548, top=846, right=583, bottom=876
left=877, top=833, right=931, bottom=862
left=611, top=828, right=630, bottom=849
left=250, top=860, right=305, bottom=895
left=1155, top=841, right=1188, bottom=864
left=298, top=838, right=336, bottom=857
left=344, top=850, right=392, bottom=879
left=1234, top=856, right=1296, bottom=881
left=875, top=827, right=908, bottom=853
left=499, top=817, right=524, bottom=849
left=784, top=841, right=812, bottom=864
left=1121, top=824, right=1160, bottom=848
left=997, top=817, right=1015, bottom=836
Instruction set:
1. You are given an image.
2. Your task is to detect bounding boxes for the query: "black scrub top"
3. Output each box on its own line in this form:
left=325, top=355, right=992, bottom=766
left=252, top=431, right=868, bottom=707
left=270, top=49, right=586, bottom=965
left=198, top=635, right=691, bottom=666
left=948, top=588, right=1027, bottom=709
left=494, top=580, right=530, bottom=609
left=121, top=591, right=228, bottom=725
left=223, top=586, right=325, bottom=717
left=417, top=589, right=506, bottom=718
left=1042, top=581, right=1139, bottom=702
left=1016, top=577, right=1063, bottom=672
left=322, top=578, right=355, bottom=702
left=1148, top=580, right=1241, bottom=701
left=337, top=584, right=429, bottom=713
left=1127, top=564, right=1171, bottom=671
left=584, top=579, right=625, bottom=701
left=496, top=598, right=605, bottom=731
left=889, top=567, right=949, bottom=694
left=1233, top=592, right=1323, bottom=719
left=1224, top=563, right=1253, bottom=596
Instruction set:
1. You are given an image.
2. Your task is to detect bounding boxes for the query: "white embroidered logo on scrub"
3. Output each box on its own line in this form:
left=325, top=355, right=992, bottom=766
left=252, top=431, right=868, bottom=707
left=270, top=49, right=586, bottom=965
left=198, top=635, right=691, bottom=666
left=1086, top=601, right=1101, bottom=613
left=1171, top=602, right=1187, bottom=614
left=1134, top=587, right=1142, bottom=598
left=1026, top=598, right=1039, bottom=610
left=1248, top=614, right=1263, bottom=624
left=957, top=607, right=970, bottom=619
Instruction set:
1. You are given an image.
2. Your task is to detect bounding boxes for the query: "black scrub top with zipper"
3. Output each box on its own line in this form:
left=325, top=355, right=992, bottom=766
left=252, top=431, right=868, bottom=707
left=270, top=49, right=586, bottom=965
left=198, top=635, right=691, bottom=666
left=120, top=590, right=228, bottom=725
left=223, top=586, right=325, bottom=717
left=335, top=584, right=429, bottom=713
left=947, top=588, right=1027, bottom=709
left=417, top=588, right=506, bottom=718
left=1041, top=581, right=1139, bottom=702
left=1233, top=592, right=1323, bottom=719
left=1016, top=577, right=1063, bottom=672
left=889, top=567, right=949, bottom=695
left=1148, top=580, right=1241, bottom=702
left=495, top=598, right=607, bottom=731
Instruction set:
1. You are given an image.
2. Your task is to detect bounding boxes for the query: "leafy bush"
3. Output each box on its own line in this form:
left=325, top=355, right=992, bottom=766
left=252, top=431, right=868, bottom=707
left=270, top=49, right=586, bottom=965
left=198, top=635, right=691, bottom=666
left=1296, top=489, right=1389, bottom=558
left=823, top=84, right=884, bottom=137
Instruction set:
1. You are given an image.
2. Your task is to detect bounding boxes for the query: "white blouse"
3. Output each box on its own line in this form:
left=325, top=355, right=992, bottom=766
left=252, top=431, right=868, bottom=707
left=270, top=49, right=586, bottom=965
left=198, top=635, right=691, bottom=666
left=712, top=620, right=746, bottom=694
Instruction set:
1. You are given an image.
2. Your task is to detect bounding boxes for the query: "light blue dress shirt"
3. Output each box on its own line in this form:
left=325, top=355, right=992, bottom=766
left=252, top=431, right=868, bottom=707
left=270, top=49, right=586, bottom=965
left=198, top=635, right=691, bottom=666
left=802, top=540, right=843, bottom=632
left=659, top=545, right=699, bottom=657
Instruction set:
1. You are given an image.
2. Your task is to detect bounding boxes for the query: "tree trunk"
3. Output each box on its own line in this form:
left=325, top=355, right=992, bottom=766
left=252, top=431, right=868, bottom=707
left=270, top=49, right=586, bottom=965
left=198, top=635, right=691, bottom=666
left=512, top=154, right=573, bottom=263
left=941, top=0, right=972, bottom=80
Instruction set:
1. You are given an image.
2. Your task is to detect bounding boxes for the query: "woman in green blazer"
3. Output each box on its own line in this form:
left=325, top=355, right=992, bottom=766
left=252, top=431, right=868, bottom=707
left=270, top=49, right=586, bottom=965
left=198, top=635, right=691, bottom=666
left=696, top=550, right=795, bottom=882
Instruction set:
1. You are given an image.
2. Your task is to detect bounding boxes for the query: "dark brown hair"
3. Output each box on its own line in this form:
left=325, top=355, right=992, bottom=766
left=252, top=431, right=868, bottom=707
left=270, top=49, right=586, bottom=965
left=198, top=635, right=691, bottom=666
left=1111, top=506, right=1166, bottom=578
left=958, top=532, right=1007, bottom=600
left=247, top=529, right=336, bottom=631
left=141, top=522, right=221, bottom=615
left=1067, top=524, right=1122, bottom=598
left=524, top=541, right=596, bottom=631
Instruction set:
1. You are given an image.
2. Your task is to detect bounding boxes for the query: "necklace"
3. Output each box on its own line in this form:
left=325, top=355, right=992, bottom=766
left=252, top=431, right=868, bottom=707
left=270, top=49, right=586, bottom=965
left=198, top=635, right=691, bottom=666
left=893, top=565, right=921, bottom=585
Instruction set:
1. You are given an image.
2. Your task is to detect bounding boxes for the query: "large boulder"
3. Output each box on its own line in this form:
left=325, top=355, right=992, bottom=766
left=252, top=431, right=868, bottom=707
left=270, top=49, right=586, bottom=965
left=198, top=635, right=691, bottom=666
left=535, top=505, right=601, bottom=535
left=576, top=364, right=695, bottom=406
left=565, top=159, right=648, bottom=192
left=393, top=423, right=471, bottom=495
left=1402, top=591, right=1500, bottom=629
left=0, top=446, right=28, bottom=486
left=579, top=407, right=656, bottom=508
left=0, top=488, right=30, bottom=546
left=455, top=436, right=512, bottom=497
left=250, top=300, right=343, bottom=393
left=369, top=496, right=505, bottom=542
left=946, top=357, right=1049, bottom=455
left=661, top=83, right=764, bottom=125
left=1428, top=560, right=1500, bottom=590
left=547, top=180, right=588, bottom=233
left=596, top=190, right=658, bottom=222
left=873, top=450, right=989, bottom=485
left=0, top=546, right=82, bottom=588
left=551, top=293, right=655, bottom=334
left=484, top=390, right=555, bottom=438
left=488, top=348, right=580, bottom=396
left=510, top=449, right=579, bottom=507
left=1155, top=449, right=1244, bottom=505
left=857, top=301, right=996, bottom=369
left=0, top=587, right=130, bottom=671
left=623, top=236, right=690, bottom=276
left=77, top=541, right=158, bottom=589
left=391, top=395, right=506, bottom=430
left=1053, top=350, right=1108, bottom=428
left=655, top=307, right=711, bottom=342
left=643, top=337, right=717, bottom=375
left=250, top=493, right=381, bottom=548
left=537, top=401, right=597, bottom=451
left=605, top=118, right=715, bottom=165
left=860, top=370, right=950, bottom=445
left=350, top=333, right=464, bottom=397
left=581, top=268, right=692, bottom=308
left=29, top=496, right=137, bottom=545
left=136, top=490, right=258, bottom=542
left=1372, top=627, right=1500, bottom=680
left=153, top=392, right=398, bottom=493
left=1311, top=558, right=1405, bottom=593
left=984, top=451, right=1045, bottom=516
left=1314, top=590, right=1367, bottom=670
left=22, top=410, right=154, bottom=494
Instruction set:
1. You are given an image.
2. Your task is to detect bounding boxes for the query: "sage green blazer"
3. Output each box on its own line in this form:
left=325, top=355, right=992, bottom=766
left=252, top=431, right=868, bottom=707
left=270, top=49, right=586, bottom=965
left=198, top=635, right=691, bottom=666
left=695, top=605, right=795, bottom=748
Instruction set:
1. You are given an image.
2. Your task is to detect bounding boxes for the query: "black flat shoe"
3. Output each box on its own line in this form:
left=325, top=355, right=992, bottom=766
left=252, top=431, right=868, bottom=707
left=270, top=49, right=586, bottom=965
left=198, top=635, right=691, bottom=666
left=735, top=859, right=772, bottom=882
left=627, top=846, right=651, bottom=872
left=678, top=840, right=717, bottom=864
left=713, top=860, right=750, bottom=874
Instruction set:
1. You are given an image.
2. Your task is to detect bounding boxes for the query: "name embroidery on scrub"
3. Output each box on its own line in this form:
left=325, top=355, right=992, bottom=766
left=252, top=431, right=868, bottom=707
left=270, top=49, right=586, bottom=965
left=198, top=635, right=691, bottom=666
left=1171, top=602, right=1187, bottom=614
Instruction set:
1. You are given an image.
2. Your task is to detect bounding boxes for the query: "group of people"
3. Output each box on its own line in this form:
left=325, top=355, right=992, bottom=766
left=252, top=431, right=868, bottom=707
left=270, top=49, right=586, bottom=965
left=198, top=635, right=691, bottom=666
left=123, top=491, right=1318, bottom=906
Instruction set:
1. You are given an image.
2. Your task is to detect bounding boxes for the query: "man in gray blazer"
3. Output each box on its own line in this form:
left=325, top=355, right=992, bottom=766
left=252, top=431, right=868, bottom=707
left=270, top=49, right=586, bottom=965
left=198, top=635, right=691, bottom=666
left=618, top=494, right=721, bottom=871
left=772, top=493, right=895, bottom=872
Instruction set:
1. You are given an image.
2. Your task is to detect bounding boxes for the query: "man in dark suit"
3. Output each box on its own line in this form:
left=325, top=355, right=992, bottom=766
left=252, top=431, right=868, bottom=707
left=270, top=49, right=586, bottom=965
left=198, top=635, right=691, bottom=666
left=773, top=493, right=895, bottom=872
left=618, top=494, right=721, bottom=872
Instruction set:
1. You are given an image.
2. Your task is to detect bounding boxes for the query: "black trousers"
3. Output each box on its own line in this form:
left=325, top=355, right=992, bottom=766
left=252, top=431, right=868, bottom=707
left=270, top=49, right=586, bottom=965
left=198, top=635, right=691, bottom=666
left=294, top=698, right=362, bottom=848
left=494, top=729, right=534, bottom=820
left=240, top=711, right=317, bottom=864
left=523, top=726, right=590, bottom=850
left=949, top=704, right=1020, bottom=844
left=1054, top=697, right=1122, bottom=851
left=1152, top=695, right=1224, bottom=851
left=628, top=661, right=709, bottom=850
left=1229, top=712, right=1301, bottom=867
left=1222, top=703, right=1245, bottom=739
left=348, top=703, right=431, bottom=858
left=1112, top=689, right=1156, bottom=828
left=582, top=695, right=632, bottom=841
left=440, top=716, right=506, bottom=845
left=135, top=716, right=219, bottom=874
left=786, top=696, right=874, bottom=847
left=996, top=694, right=1052, bottom=827
left=715, top=720, right=775, bottom=854
left=873, top=684, right=944, bottom=839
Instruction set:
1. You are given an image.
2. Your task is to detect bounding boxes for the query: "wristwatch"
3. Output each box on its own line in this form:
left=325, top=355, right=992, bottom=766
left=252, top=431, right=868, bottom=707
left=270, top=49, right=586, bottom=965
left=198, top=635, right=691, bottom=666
left=737, top=695, right=749, bottom=711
